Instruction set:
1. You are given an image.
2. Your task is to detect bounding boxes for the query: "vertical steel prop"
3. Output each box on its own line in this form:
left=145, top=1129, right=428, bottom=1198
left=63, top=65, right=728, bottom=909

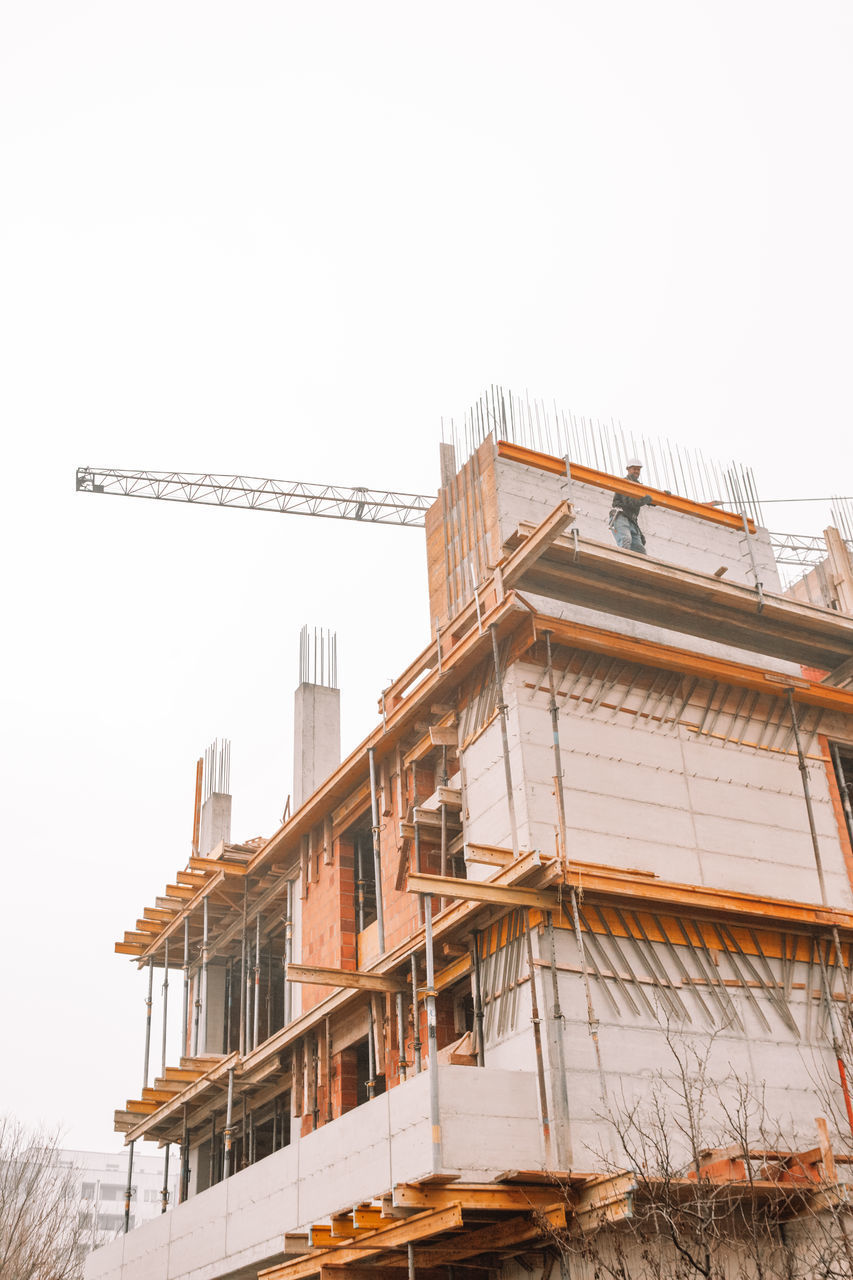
left=239, top=884, right=248, bottom=1056
left=181, top=918, right=190, bottom=1059
left=123, top=1139, right=135, bottom=1234
left=223, top=1065, right=235, bottom=1178
left=368, top=748, right=386, bottom=952
left=142, top=959, right=154, bottom=1092
left=160, top=1144, right=170, bottom=1213
left=253, top=914, right=261, bottom=1051
left=161, top=938, right=169, bottom=1079
left=396, top=991, right=407, bottom=1082
left=489, top=623, right=520, bottom=855
left=423, top=894, right=442, bottom=1175
left=411, top=955, right=422, bottom=1073
left=200, top=897, right=209, bottom=1055
left=284, top=880, right=294, bottom=1026
left=470, top=930, right=485, bottom=1067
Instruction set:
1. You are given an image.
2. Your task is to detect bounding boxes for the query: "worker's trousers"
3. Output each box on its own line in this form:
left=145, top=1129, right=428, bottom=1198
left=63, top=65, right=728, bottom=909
left=611, top=514, right=647, bottom=554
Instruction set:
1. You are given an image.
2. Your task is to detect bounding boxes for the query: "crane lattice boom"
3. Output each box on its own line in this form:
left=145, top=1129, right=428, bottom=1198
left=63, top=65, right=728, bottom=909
left=75, top=467, right=434, bottom=527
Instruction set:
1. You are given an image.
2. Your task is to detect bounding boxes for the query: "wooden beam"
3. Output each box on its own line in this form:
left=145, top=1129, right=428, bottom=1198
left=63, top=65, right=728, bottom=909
left=287, top=964, right=407, bottom=994
left=500, top=499, right=575, bottom=586
left=496, top=439, right=754, bottom=532
left=536, top=613, right=853, bottom=716
left=416, top=1205, right=566, bottom=1266
left=392, top=1183, right=574, bottom=1211
left=407, top=872, right=557, bottom=911
left=465, top=843, right=513, bottom=867
left=259, top=1205, right=465, bottom=1280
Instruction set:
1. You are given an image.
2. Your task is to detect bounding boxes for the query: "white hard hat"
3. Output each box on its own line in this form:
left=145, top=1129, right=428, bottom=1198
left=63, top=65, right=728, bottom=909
left=626, top=457, right=643, bottom=469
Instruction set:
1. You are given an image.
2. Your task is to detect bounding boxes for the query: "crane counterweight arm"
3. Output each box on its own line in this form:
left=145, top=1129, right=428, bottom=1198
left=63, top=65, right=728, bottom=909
left=75, top=467, right=434, bottom=528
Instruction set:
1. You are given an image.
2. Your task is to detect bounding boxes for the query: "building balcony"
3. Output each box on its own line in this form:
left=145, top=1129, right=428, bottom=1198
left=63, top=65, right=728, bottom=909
left=85, top=1066, right=545, bottom=1280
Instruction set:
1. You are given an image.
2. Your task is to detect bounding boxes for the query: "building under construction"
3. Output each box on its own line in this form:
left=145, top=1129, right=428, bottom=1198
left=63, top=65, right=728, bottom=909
left=85, top=402, right=853, bottom=1280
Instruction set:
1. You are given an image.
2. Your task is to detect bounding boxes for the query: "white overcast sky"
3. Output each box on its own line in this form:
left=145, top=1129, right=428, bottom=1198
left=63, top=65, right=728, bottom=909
left=1, top=2, right=852, bottom=1152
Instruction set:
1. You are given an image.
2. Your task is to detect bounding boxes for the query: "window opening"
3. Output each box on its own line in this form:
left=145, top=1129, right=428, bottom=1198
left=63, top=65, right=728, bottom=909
left=349, top=821, right=377, bottom=931
left=355, top=1034, right=385, bottom=1105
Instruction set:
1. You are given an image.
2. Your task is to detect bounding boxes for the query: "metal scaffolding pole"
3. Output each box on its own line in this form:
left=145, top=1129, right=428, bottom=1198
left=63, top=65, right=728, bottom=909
left=368, top=749, right=386, bottom=952
left=423, top=896, right=442, bottom=1175
left=239, top=884, right=248, bottom=1056
left=200, top=898, right=209, bottom=1055
left=284, top=880, right=294, bottom=1026
left=411, top=955, right=422, bottom=1073
left=181, top=918, right=190, bottom=1058
left=160, top=1144, right=170, bottom=1214
left=223, top=1067, right=235, bottom=1178
left=123, top=1140, right=135, bottom=1234
left=489, top=624, right=519, bottom=856
left=142, top=960, right=154, bottom=1092
left=161, top=938, right=169, bottom=1079
left=253, top=914, right=261, bottom=1050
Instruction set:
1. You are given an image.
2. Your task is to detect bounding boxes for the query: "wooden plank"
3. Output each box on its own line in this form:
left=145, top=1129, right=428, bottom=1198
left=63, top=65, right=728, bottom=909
left=407, top=872, right=557, bottom=911
left=135, top=919, right=163, bottom=934
left=144, top=907, right=178, bottom=922
left=436, top=787, right=462, bottom=808
left=164, top=884, right=196, bottom=900
left=465, top=843, right=513, bottom=867
left=115, top=942, right=146, bottom=956
left=392, top=1183, right=573, bottom=1211
left=259, top=1205, right=464, bottom=1280
left=286, top=964, right=407, bottom=994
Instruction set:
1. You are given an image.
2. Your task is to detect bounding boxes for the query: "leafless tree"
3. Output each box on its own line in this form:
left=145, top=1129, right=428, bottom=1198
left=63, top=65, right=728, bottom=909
left=0, top=1115, right=89, bottom=1280
left=544, top=1030, right=853, bottom=1280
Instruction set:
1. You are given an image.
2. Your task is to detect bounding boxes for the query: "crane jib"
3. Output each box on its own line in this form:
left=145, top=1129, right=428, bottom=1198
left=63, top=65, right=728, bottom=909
left=75, top=467, right=434, bottom=528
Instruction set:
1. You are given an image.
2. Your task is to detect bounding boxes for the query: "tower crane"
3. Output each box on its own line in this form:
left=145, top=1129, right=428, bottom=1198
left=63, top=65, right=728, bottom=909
left=75, top=464, right=844, bottom=572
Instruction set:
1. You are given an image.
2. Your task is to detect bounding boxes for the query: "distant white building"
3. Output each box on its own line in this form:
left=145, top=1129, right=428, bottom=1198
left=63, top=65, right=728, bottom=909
left=61, top=1148, right=178, bottom=1248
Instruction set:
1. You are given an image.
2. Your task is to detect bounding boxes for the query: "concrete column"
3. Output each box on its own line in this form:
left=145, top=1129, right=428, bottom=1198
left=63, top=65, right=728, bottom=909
left=199, top=792, right=232, bottom=855
left=293, top=683, right=341, bottom=810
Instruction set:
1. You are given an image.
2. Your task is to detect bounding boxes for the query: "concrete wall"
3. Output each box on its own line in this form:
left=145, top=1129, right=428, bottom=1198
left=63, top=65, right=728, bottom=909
left=84, top=1067, right=544, bottom=1280
left=493, top=455, right=802, bottom=676
left=506, top=659, right=853, bottom=905
left=534, top=921, right=846, bottom=1172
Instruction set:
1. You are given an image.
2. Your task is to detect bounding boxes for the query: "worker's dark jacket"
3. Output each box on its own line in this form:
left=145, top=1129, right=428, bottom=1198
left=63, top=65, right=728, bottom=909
left=609, top=489, right=646, bottom=524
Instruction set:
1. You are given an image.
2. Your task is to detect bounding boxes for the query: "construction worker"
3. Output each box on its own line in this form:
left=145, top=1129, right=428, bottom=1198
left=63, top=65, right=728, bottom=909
left=609, top=458, right=653, bottom=554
